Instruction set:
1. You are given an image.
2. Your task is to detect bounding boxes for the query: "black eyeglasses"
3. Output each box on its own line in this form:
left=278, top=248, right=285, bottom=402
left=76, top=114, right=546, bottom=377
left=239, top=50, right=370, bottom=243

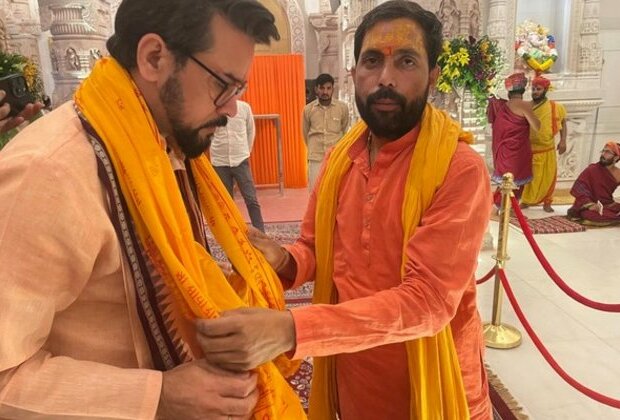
left=188, top=55, right=247, bottom=107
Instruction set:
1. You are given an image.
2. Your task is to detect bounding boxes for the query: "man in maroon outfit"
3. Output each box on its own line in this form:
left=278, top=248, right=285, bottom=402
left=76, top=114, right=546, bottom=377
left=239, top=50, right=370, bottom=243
left=487, top=72, right=540, bottom=208
left=567, top=141, right=620, bottom=226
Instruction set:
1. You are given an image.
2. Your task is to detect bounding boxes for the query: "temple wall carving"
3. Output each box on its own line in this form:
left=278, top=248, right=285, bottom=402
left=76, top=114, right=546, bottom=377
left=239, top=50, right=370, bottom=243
left=2, top=0, right=303, bottom=107
left=1, top=0, right=42, bottom=64
left=0, top=0, right=612, bottom=187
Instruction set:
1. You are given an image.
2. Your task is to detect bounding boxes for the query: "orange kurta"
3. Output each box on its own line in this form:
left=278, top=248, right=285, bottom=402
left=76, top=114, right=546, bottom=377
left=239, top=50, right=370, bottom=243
left=0, top=103, right=161, bottom=418
left=286, top=128, right=492, bottom=420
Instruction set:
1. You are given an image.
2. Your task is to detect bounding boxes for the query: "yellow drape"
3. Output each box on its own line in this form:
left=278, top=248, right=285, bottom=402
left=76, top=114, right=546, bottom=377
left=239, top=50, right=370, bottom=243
left=522, top=99, right=565, bottom=205
left=242, top=55, right=307, bottom=187
left=74, top=57, right=305, bottom=420
left=309, top=104, right=471, bottom=420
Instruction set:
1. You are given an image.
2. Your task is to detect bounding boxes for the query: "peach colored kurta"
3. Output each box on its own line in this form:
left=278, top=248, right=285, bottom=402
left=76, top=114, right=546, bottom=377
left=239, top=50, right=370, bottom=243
left=0, top=103, right=161, bottom=419
left=287, top=128, right=492, bottom=420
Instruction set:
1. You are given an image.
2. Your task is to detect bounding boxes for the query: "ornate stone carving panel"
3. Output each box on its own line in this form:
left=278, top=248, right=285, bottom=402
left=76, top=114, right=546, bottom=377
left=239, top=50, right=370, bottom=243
left=283, top=0, right=305, bottom=54
left=579, top=0, right=603, bottom=72
left=44, top=3, right=107, bottom=105
left=558, top=118, right=586, bottom=180
left=1, top=0, right=42, bottom=64
left=39, top=0, right=113, bottom=35
left=309, top=13, right=338, bottom=78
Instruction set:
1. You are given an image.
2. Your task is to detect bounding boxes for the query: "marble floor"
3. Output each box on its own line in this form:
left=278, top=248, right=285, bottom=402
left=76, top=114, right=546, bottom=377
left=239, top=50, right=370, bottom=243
left=237, top=189, right=620, bottom=419
left=478, top=205, right=620, bottom=420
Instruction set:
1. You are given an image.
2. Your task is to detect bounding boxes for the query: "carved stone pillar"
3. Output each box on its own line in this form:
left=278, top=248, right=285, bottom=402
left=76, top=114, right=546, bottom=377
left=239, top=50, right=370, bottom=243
left=319, top=0, right=332, bottom=13
left=2, top=0, right=42, bottom=64
left=553, top=98, right=603, bottom=189
left=485, top=0, right=517, bottom=76
left=539, top=0, right=603, bottom=188
left=337, top=0, right=376, bottom=123
left=467, top=0, right=482, bottom=37
left=436, top=0, right=461, bottom=38
left=0, top=17, right=7, bottom=52
left=309, top=13, right=339, bottom=83
left=46, top=4, right=107, bottom=105
left=578, top=0, right=603, bottom=73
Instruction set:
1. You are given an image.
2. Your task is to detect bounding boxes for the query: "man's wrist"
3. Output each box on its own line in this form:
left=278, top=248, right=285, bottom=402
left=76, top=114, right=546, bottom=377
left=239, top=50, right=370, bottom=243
left=280, top=310, right=297, bottom=353
left=273, top=248, right=290, bottom=273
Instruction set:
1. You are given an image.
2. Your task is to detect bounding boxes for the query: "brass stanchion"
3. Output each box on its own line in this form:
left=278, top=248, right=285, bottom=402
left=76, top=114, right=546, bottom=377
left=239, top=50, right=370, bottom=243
left=483, top=173, right=522, bottom=349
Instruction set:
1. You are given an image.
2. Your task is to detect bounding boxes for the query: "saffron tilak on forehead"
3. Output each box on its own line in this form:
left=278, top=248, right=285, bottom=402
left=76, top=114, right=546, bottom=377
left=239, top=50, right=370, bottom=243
left=363, top=19, right=424, bottom=56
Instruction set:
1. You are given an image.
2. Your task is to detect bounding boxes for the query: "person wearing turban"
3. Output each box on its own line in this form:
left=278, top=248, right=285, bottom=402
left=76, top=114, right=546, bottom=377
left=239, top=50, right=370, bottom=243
left=521, top=75, right=568, bottom=212
left=487, top=72, right=540, bottom=209
left=567, top=141, right=620, bottom=225
left=504, top=72, right=528, bottom=92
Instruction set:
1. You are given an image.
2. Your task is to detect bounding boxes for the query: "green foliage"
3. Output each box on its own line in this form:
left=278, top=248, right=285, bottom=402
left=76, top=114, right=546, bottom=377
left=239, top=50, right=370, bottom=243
left=436, top=36, right=505, bottom=113
left=0, top=51, right=44, bottom=100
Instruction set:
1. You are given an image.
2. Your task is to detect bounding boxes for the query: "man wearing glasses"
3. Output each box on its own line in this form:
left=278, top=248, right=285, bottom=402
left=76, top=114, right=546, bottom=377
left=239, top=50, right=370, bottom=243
left=0, top=1, right=305, bottom=419
left=567, top=141, right=620, bottom=226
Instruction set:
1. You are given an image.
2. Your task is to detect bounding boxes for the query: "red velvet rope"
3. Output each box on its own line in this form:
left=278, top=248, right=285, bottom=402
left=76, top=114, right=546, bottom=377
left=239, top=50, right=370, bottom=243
left=476, top=267, right=496, bottom=285
left=510, top=196, right=620, bottom=312
left=498, top=269, right=620, bottom=408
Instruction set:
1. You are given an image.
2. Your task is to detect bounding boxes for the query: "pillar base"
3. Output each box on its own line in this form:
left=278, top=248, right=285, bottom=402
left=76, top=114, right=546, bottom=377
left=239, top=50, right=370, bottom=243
left=482, top=322, right=522, bottom=349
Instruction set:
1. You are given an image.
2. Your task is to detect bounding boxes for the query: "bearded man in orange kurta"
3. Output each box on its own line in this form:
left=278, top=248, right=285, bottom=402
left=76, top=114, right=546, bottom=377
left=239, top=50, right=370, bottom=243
left=196, top=1, right=492, bottom=419
left=0, top=0, right=306, bottom=419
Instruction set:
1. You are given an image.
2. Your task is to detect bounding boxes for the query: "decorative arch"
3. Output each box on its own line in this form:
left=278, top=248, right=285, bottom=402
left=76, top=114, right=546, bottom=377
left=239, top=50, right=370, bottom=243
left=280, top=0, right=305, bottom=54
left=109, top=0, right=305, bottom=55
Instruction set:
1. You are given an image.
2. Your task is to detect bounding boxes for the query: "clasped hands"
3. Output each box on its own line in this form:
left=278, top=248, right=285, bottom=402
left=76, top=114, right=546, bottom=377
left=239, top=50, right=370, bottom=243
left=196, top=226, right=297, bottom=373
left=158, top=224, right=297, bottom=419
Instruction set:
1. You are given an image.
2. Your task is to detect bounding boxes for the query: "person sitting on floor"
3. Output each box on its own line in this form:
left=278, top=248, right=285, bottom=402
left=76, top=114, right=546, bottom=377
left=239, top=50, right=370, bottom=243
left=567, top=141, right=620, bottom=226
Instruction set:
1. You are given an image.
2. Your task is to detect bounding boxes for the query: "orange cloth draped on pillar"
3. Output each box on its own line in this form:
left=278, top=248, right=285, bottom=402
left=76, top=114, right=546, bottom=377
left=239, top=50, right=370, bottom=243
left=242, top=54, right=307, bottom=187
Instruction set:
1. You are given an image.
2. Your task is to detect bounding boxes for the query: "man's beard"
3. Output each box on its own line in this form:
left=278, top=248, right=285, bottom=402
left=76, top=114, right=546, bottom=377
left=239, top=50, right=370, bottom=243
left=600, top=156, right=616, bottom=167
left=160, top=74, right=228, bottom=158
left=532, top=92, right=547, bottom=104
left=318, top=94, right=332, bottom=104
left=355, top=86, right=428, bottom=141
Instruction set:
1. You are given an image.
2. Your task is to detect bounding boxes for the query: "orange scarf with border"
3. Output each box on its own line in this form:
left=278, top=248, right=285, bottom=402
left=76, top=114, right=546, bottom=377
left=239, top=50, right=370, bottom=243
left=74, top=57, right=305, bottom=420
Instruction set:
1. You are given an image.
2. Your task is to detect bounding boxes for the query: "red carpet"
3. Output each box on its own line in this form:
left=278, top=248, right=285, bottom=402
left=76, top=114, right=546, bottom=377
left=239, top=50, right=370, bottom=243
left=510, top=215, right=586, bottom=234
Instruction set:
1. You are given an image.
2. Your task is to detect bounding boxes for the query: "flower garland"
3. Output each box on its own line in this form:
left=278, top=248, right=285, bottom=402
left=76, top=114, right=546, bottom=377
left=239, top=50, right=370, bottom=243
left=515, top=20, right=558, bottom=73
left=436, top=35, right=505, bottom=113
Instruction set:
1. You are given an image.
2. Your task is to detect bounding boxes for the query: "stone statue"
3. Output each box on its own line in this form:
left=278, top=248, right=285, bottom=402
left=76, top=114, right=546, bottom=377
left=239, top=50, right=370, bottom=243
left=89, top=48, right=102, bottom=68
left=437, top=0, right=460, bottom=38
left=66, top=47, right=81, bottom=71
left=50, top=48, right=59, bottom=72
left=469, top=1, right=481, bottom=37
left=0, top=18, right=7, bottom=52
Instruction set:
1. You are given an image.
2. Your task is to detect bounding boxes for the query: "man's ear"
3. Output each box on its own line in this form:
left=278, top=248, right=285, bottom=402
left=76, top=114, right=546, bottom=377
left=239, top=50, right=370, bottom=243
left=134, top=33, right=174, bottom=83
left=429, top=64, right=440, bottom=87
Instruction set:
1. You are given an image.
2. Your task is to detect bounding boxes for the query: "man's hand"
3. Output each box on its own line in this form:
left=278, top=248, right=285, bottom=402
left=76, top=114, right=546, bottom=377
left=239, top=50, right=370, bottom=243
left=247, top=227, right=289, bottom=271
left=0, top=90, right=44, bottom=134
left=596, top=200, right=604, bottom=216
left=196, top=308, right=296, bottom=372
left=557, top=140, right=567, bottom=155
left=158, top=359, right=258, bottom=420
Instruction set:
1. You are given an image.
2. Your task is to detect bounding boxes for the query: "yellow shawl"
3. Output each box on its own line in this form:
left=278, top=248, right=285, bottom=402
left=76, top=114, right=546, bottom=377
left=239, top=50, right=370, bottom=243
left=74, top=58, right=305, bottom=419
left=309, top=104, right=471, bottom=419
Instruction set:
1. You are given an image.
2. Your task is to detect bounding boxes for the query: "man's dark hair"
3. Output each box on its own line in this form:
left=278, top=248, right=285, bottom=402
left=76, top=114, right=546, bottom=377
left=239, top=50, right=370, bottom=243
left=353, top=0, right=443, bottom=68
left=315, top=73, right=335, bottom=87
left=508, top=88, right=526, bottom=97
left=107, top=0, right=280, bottom=69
